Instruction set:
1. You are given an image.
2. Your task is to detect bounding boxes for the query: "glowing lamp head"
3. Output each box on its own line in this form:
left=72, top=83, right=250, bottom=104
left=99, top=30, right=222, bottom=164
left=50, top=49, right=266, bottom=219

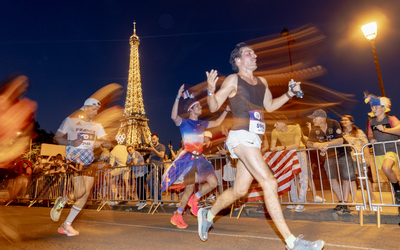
left=362, top=22, right=377, bottom=40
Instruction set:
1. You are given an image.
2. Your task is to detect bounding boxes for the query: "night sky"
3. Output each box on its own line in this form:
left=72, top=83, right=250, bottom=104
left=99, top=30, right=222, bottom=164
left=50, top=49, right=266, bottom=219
left=1, top=0, right=400, bottom=149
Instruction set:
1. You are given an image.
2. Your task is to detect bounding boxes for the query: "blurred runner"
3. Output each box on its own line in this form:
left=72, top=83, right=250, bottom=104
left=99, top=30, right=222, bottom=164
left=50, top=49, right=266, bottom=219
left=51, top=97, right=109, bottom=236
left=163, top=85, right=229, bottom=229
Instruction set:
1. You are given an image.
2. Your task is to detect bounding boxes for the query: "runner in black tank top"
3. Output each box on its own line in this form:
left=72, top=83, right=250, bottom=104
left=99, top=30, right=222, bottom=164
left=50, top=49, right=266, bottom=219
left=230, top=74, right=265, bottom=132
left=197, top=42, right=324, bottom=250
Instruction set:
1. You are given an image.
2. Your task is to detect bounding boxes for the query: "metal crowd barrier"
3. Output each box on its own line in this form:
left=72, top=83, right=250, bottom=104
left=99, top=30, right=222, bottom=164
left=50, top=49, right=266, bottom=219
left=3, top=142, right=400, bottom=227
left=360, top=139, right=400, bottom=227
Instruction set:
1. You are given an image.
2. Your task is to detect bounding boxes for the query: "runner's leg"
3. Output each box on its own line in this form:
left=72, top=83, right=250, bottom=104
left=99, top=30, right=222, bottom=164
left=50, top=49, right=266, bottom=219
left=232, top=144, right=292, bottom=239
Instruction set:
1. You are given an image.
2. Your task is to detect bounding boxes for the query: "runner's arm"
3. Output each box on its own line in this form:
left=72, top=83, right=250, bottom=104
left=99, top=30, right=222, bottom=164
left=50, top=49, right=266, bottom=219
left=54, top=131, right=83, bottom=147
left=206, top=71, right=236, bottom=113
left=171, top=84, right=184, bottom=126
left=208, top=105, right=230, bottom=128
left=262, top=78, right=295, bottom=112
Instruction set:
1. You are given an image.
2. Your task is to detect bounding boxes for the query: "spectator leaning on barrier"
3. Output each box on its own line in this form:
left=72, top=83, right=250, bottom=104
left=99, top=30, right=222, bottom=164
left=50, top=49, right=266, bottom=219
left=96, top=144, right=110, bottom=169
left=365, top=95, right=400, bottom=205
left=108, top=143, right=129, bottom=204
left=341, top=115, right=377, bottom=203
left=307, top=109, right=355, bottom=214
left=270, top=115, right=308, bottom=212
left=146, top=133, right=165, bottom=204
left=126, top=145, right=146, bottom=209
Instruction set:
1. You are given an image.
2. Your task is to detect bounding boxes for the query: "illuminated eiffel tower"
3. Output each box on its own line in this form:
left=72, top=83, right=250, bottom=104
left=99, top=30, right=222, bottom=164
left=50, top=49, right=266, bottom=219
left=116, top=22, right=152, bottom=147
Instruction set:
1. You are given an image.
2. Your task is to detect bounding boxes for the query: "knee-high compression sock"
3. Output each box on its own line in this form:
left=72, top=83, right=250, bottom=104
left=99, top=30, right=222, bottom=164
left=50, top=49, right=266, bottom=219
left=65, top=205, right=82, bottom=224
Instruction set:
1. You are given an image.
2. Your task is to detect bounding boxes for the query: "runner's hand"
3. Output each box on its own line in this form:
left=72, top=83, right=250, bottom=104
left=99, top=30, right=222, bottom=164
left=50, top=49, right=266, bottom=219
left=71, top=139, right=83, bottom=147
left=177, top=84, right=185, bottom=99
left=206, top=69, right=218, bottom=92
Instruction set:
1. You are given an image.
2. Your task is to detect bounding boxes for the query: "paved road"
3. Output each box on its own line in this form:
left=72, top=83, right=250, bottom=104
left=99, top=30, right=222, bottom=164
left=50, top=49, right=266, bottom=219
left=0, top=205, right=398, bottom=249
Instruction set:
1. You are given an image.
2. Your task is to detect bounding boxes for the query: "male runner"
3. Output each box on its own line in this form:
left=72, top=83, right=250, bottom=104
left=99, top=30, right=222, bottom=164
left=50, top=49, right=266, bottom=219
left=198, top=42, right=324, bottom=250
left=51, top=97, right=108, bottom=236
left=162, top=84, right=229, bottom=229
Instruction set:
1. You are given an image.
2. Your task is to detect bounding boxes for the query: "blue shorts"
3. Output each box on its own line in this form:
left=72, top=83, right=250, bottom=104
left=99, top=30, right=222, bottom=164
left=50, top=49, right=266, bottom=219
left=162, top=151, right=215, bottom=191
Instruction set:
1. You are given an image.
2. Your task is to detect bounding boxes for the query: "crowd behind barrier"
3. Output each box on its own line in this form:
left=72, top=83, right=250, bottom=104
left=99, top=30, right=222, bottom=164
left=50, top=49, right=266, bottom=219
left=2, top=141, right=400, bottom=227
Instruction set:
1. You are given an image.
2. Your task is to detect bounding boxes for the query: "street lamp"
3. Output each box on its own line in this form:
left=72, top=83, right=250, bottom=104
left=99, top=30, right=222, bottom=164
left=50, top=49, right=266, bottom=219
left=361, top=22, right=386, bottom=97
left=281, top=27, right=296, bottom=73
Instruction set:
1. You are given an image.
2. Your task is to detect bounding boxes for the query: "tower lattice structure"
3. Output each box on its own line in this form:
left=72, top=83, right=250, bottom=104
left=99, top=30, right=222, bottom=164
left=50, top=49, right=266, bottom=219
left=116, top=22, right=152, bottom=147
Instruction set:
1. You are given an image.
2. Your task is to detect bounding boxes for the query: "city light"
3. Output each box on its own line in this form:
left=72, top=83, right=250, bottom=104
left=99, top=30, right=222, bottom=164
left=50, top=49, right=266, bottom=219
left=361, top=22, right=377, bottom=40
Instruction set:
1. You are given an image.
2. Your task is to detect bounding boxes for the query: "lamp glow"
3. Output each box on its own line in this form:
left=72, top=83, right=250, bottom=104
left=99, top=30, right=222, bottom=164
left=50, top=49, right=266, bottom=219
left=362, top=22, right=377, bottom=40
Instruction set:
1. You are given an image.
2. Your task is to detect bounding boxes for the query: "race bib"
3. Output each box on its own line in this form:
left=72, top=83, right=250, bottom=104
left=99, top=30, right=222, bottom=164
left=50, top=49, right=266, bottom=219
left=248, top=110, right=265, bottom=134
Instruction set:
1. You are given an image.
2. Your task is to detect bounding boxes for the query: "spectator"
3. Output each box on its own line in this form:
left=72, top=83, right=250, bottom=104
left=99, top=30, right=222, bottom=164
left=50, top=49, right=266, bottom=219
left=366, top=95, right=400, bottom=204
left=9, top=160, right=33, bottom=200
left=126, top=145, right=146, bottom=209
left=307, top=109, right=355, bottom=214
left=146, top=134, right=165, bottom=203
left=270, top=115, right=308, bottom=212
left=96, top=144, right=111, bottom=169
left=341, top=115, right=376, bottom=203
left=108, top=143, right=129, bottom=203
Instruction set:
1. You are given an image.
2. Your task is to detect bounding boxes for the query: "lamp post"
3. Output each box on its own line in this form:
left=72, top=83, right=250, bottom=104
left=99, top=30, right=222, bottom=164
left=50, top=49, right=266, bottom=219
left=281, top=27, right=296, bottom=73
left=361, top=22, right=386, bottom=97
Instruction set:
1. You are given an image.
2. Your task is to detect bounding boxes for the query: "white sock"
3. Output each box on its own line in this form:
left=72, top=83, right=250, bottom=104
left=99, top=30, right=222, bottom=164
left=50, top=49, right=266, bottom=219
left=285, top=234, right=296, bottom=249
left=65, top=205, right=82, bottom=224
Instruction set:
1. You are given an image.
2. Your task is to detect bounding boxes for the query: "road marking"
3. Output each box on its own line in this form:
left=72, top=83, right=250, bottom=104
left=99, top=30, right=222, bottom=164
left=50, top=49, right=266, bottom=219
left=78, top=219, right=385, bottom=250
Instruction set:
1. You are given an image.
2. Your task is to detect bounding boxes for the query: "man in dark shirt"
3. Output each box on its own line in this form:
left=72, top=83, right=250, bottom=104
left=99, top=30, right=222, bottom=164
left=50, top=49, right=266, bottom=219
left=307, top=109, right=356, bottom=213
left=146, top=134, right=165, bottom=203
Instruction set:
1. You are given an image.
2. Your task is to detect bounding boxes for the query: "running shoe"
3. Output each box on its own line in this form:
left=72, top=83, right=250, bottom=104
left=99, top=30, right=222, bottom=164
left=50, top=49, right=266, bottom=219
left=333, top=205, right=343, bottom=212
left=286, top=205, right=296, bottom=209
left=256, top=204, right=265, bottom=213
left=286, top=235, right=324, bottom=250
left=342, top=205, right=351, bottom=214
left=198, top=208, right=213, bottom=242
left=50, top=197, right=67, bottom=222
left=207, top=194, right=217, bottom=201
left=58, top=222, right=79, bottom=236
left=137, top=202, right=147, bottom=210
left=294, top=205, right=305, bottom=212
left=170, top=212, right=188, bottom=229
left=188, top=194, right=199, bottom=216
left=314, top=196, right=325, bottom=203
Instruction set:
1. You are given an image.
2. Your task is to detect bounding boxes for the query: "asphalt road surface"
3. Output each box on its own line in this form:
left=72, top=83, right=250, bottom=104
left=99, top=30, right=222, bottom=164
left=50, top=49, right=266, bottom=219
left=0, top=206, right=398, bottom=249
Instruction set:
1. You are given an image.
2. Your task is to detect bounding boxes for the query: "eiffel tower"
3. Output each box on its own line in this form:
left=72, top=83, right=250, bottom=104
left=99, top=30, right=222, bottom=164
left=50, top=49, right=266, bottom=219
left=116, top=22, right=152, bottom=147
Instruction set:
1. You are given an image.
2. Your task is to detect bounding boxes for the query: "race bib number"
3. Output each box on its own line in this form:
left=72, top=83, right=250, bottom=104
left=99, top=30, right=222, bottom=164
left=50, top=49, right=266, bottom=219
left=248, top=110, right=265, bottom=135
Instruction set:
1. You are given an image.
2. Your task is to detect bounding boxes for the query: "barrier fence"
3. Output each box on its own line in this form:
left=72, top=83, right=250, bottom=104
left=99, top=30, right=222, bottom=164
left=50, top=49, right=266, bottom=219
left=2, top=141, right=400, bottom=227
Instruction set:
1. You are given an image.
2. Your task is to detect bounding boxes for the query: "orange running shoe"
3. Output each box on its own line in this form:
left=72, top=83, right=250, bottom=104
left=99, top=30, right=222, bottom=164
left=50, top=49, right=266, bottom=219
left=170, top=212, right=188, bottom=229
